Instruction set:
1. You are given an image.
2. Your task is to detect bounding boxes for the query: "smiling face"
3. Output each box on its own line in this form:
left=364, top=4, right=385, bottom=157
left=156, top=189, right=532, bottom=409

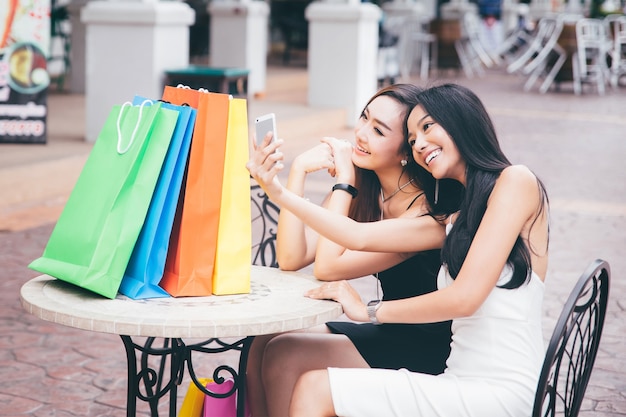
left=407, top=105, right=467, bottom=185
left=352, top=95, right=407, bottom=172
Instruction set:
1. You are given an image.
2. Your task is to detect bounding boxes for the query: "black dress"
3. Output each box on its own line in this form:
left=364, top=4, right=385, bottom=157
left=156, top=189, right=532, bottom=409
left=326, top=250, right=452, bottom=375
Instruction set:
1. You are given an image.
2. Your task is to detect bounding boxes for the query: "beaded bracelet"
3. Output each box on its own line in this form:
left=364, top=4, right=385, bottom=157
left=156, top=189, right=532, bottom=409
left=332, top=183, right=358, bottom=199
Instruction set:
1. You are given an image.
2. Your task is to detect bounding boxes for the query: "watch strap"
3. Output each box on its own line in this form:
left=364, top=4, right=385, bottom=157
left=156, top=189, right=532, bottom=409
left=367, top=300, right=382, bottom=325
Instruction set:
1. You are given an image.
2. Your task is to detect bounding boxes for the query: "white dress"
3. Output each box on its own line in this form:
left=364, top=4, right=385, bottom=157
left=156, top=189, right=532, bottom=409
left=328, top=251, right=545, bottom=416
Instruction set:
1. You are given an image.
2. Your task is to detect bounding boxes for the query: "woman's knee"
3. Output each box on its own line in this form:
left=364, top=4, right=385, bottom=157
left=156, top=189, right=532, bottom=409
left=291, top=370, right=334, bottom=417
left=262, top=334, right=310, bottom=377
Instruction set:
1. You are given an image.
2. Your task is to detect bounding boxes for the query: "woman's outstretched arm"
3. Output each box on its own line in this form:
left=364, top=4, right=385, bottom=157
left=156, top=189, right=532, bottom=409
left=305, top=165, right=548, bottom=326
left=247, top=138, right=446, bottom=255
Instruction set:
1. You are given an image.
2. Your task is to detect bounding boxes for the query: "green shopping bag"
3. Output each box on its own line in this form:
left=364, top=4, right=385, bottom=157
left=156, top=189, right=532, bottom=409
left=29, top=100, right=180, bottom=299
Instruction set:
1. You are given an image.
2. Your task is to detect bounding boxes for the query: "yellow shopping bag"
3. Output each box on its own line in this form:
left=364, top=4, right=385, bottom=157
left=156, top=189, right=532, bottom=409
left=211, top=97, right=251, bottom=295
left=179, top=377, right=212, bottom=417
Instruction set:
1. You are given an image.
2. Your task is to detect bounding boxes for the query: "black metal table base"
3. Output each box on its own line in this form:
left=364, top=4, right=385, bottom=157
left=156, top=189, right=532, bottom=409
left=121, top=335, right=254, bottom=417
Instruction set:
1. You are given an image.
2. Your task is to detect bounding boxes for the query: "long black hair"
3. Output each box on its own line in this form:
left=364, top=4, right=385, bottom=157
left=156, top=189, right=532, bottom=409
left=416, top=84, right=548, bottom=289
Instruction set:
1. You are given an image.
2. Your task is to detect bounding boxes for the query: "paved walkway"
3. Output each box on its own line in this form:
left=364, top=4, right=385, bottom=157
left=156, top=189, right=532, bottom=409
left=1, top=65, right=625, bottom=416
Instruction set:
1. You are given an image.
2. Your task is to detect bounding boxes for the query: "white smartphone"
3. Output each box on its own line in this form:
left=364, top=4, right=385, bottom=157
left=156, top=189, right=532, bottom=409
left=255, top=113, right=277, bottom=146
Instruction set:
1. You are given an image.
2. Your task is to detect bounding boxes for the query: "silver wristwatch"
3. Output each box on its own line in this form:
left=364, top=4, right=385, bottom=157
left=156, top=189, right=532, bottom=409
left=367, top=300, right=382, bottom=325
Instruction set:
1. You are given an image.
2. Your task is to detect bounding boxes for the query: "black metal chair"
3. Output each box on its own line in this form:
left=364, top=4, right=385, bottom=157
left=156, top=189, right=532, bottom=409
left=251, top=181, right=279, bottom=268
left=533, top=259, right=610, bottom=417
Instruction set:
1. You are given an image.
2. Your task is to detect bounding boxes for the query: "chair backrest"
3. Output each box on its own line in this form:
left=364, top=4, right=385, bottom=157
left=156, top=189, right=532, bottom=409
left=576, top=18, right=608, bottom=49
left=251, top=180, right=280, bottom=268
left=536, top=16, right=564, bottom=49
left=576, top=18, right=609, bottom=78
left=603, top=13, right=624, bottom=39
left=610, top=16, right=626, bottom=50
left=532, top=259, right=610, bottom=417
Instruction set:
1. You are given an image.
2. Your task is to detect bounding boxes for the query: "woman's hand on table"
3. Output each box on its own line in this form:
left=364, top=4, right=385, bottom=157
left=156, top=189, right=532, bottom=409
left=305, top=280, right=368, bottom=322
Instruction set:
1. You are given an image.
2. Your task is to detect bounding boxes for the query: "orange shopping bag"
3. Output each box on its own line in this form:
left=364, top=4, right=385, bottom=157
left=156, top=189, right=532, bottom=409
left=159, top=86, right=229, bottom=296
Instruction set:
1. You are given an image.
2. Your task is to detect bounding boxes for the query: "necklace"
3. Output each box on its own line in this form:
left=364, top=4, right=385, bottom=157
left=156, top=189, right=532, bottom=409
left=380, top=178, right=414, bottom=203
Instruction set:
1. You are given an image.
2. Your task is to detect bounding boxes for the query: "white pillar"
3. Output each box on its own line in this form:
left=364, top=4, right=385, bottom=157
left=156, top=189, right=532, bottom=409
left=306, top=2, right=382, bottom=128
left=208, top=0, right=269, bottom=98
left=81, top=1, right=194, bottom=142
left=66, top=0, right=88, bottom=94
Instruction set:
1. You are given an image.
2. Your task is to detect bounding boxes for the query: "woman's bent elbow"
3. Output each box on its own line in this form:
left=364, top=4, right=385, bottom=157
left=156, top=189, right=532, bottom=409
left=313, top=264, right=335, bottom=281
left=277, top=255, right=308, bottom=271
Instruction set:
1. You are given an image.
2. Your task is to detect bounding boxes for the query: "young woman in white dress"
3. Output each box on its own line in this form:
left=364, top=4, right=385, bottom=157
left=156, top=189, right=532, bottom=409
left=247, top=84, right=463, bottom=417
left=247, top=83, right=549, bottom=417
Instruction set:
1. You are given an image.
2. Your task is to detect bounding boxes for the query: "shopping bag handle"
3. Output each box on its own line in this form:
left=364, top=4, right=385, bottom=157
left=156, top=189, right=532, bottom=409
left=176, top=83, right=210, bottom=94
left=116, top=99, right=153, bottom=154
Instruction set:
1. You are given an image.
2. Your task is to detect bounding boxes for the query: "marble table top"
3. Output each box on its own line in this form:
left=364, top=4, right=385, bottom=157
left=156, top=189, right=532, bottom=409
left=20, top=265, right=343, bottom=339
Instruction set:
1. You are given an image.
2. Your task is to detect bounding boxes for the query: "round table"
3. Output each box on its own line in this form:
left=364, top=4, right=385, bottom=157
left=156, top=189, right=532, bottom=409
left=20, top=265, right=343, bottom=416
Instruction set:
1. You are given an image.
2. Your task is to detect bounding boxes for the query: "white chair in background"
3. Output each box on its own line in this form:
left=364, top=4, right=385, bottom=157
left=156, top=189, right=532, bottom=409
left=506, top=16, right=562, bottom=74
left=573, top=18, right=610, bottom=95
left=452, top=13, right=496, bottom=78
left=495, top=23, right=535, bottom=67
left=377, top=15, right=404, bottom=85
left=605, top=15, right=626, bottom=89
left=399, top=17, right=438, bottom=81
left=505, top=15, right=567, bottom=93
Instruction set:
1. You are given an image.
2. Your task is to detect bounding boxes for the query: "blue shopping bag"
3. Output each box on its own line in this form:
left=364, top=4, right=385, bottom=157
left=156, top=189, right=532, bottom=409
left=118, top=97, right=196, bottom=299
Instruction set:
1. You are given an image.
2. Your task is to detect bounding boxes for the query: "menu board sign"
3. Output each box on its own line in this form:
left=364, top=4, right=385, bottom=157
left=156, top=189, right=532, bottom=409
left=0, top=0, right=50, bottom=144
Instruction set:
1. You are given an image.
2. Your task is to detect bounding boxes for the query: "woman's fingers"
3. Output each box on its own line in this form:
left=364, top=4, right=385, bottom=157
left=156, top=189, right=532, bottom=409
left=320, top=137, right=354, bottom=181
left=297, top=143, right=336, bottom=174
left=305, top=281, right=366, bottom=322
left=305, top=280, right=353, bottom=300
left=246, top=138, right=285, bottom=184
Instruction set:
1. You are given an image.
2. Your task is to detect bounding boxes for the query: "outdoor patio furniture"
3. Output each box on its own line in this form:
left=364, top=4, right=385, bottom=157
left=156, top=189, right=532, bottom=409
left=605, top=15, right=626, bottom=89
left=398, top=16, right=438, bottom=81
left=506, top=15, right=564, bottom=74
left=117, top=181, right=279, bottom=416
left=573, top=18, right=611, bottom=95
left=533, top=259, right=610, bottom=417
left=506, top=15, right=568, bottom=93
left=495, top=24, right=535, bottom=66
left=456, top=12, right=501, bottom=76
left=250, top=181, right=279, bottom=268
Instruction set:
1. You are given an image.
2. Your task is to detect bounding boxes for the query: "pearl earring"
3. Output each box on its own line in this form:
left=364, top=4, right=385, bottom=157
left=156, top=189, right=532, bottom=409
left=400, top=159, right=408, bottom=167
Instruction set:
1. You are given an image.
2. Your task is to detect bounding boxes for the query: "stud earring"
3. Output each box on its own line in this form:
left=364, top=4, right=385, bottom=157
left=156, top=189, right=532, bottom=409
left=400, top=159, right=408, bottom=167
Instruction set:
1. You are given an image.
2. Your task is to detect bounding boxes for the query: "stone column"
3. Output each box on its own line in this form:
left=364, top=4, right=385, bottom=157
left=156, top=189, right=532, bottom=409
left=306, top=2, right=382, bottom=128
left=66, top=0, right=89, bottom=94
left=81, top=1, right=194, bottom=142
left=208, top=0, right=270, bottom=98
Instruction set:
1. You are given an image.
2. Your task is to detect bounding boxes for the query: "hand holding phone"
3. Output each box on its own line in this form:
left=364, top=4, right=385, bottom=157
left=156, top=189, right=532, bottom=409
left=255, top=113, right=277, bottom=146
